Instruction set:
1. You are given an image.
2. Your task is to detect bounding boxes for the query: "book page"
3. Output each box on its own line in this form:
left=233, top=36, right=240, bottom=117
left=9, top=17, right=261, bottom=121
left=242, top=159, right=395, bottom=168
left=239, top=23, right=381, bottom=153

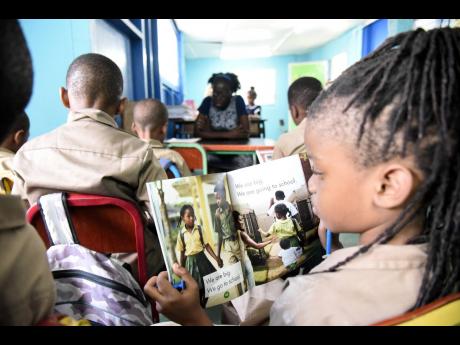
left=146, top=174, right=249, bottom=308
left=226, top=154, right=321, bottom=285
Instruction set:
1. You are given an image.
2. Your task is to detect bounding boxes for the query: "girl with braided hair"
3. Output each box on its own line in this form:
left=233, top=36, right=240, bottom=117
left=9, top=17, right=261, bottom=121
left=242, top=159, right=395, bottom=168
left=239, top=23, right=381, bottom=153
left=144, top=27, right=460, bottom=325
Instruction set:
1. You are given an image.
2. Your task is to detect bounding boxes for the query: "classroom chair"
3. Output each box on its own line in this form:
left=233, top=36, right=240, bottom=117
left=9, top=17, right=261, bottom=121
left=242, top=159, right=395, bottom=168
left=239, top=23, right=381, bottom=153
left=372, top=292, right=460, bottom=326
left=159, top=158, right=182, bottom=178
left=26, top=193, right=159, bottom=322
left=167, top=142, right=208, bottom=175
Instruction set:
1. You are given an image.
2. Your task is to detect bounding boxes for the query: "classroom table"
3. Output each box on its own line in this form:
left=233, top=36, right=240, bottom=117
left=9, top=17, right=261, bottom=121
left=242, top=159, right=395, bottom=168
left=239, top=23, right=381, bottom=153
left=201, top=138, right=275, bottom=164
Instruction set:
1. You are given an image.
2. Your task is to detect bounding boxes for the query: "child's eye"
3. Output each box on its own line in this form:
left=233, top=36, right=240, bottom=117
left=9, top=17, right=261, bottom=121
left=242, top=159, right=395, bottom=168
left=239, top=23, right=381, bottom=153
left=311, top=168, right=323, bottom=176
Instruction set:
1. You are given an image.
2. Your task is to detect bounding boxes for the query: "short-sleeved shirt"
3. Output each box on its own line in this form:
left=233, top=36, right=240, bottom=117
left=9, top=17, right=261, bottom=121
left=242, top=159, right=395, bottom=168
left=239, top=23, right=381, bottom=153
left=278, top=247, right=302, bottom=267
left=176, top=224, right=207, bottom=256
left=198, top=95, right=247, bottom=131
left=0, top=148, right=14, bottom=194
left=246, top=104, right=261, bottom=115
left=214, top=202, right=237, bottom=240
left=267, top=218, right=298, bottom=239
left=273, top=118, right=307, bottom=160
left=267, top=200, right=298, bottom=217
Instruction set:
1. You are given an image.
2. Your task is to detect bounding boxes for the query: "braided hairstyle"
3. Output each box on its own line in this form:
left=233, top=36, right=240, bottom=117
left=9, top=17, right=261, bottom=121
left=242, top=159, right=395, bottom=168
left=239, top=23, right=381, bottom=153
left=307, top=27, right=460, bottom=309
left=208, top=72, right=241, bottom=93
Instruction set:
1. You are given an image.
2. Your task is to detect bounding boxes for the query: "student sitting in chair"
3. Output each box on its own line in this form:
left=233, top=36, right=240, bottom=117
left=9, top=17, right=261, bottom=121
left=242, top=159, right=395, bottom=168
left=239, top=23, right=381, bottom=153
left=0, top=111, right=29, bottom=194
left=132, top=99, right=191, bottom=177
left=272, top=77, right=322, bottom=160
left=12, top=53, right=167, bottom=277
left=0, top=19, right=55, bottom=326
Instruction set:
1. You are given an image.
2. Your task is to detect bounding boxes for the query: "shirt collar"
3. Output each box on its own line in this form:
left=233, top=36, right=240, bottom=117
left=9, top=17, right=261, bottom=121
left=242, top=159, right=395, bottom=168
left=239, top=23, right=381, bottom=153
left=182, top=224, right=199, bottom=234
left=312, top=243, right=428, bottom=272
left=0, top=147, right=14, bottom=157
left=147, top=139, right=165, bottom=148
left=67, top=108, right=118, bottom=128
left=0, top=195, right=27, bottom=230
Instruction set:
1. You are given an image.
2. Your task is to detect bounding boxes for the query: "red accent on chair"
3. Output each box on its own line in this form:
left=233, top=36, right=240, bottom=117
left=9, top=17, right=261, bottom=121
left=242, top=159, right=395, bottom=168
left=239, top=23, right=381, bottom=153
left=26, top=193, right=159, bottom=322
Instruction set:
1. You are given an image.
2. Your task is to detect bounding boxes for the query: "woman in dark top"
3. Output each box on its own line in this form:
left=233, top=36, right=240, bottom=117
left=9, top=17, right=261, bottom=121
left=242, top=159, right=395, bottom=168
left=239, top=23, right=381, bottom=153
left=196, top=73, right=253, bottom=172
left=196, top=73, right=249, bottom=140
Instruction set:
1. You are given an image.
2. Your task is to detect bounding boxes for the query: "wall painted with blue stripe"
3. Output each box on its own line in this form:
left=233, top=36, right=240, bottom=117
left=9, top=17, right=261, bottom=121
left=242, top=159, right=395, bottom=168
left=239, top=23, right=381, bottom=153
left=20, top=19, right=92, bottom=139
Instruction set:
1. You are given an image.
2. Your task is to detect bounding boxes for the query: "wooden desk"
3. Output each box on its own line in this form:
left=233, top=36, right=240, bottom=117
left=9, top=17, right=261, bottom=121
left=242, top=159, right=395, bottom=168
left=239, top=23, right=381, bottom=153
left=201, top=138, right=275, bottom=164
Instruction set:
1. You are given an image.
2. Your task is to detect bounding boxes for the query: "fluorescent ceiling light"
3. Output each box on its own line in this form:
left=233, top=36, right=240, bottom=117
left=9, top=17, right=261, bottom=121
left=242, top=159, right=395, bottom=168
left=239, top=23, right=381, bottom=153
left=220, top=45, right=272, bottom=60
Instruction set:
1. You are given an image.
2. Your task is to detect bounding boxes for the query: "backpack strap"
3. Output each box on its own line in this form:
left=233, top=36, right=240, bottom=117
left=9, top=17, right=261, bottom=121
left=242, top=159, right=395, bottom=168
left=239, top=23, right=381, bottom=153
left=197, top=224, right=205, bottom=247
left=180, top=229, right=185, bottom=251
left=38, top=192, right=79, bottom=246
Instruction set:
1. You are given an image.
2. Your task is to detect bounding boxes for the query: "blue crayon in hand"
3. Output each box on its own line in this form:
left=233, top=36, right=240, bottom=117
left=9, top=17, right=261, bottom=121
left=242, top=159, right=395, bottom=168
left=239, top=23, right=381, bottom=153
left=326, top=229, right=332, bottom=256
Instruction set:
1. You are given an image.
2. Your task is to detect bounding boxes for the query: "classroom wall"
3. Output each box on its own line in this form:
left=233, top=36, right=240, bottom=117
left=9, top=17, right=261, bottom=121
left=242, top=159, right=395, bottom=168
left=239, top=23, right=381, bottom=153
left=20, top=19, right=92, bottom=139
left=388, top=19, right=415, bottom=36
left=184, top=25, right=363, bottom=140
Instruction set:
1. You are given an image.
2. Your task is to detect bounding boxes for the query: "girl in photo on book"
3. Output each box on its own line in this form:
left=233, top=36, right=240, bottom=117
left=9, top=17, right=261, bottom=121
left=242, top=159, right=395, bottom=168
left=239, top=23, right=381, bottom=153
left=144, top=27, right=460, bottom=325
left=175, top=204, right=223, bottom=307
left=259, top=203, right=302, bottom=249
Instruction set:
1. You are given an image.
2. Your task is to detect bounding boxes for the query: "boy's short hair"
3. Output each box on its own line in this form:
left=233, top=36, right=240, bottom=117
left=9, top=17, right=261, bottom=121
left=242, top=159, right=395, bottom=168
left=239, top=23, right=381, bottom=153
left=214, top=182, right=226, bottom=196
left=288, top=77, right=323, bottom=109
left=0, top=20, right=33, bottom=141
left=7, top=111, right=29, bottom=135
left=280, top=238, right=291, bottom=250
left=274, top=203, right=289, bottom=217
left=133, top=99, right=168, bottom=130
left=66, top=53, right=123, bottom=108
left=275, top=190, right=285, bottom=200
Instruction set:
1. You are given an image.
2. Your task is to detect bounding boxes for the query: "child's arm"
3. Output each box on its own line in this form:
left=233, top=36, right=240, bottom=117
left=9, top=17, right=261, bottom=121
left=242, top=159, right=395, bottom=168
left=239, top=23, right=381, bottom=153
left=144, top=264, right=213, bottom=326
left=240, top=231, right=272, bottom=249
left=205, top=244, right=223, bottom=267
left=179, top=250, right=186, bottom=268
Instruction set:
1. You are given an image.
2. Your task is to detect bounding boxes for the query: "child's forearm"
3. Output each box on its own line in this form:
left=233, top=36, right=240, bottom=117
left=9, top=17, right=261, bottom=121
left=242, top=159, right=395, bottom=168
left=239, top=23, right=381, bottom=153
left=206, top=244, right=220, bottom=262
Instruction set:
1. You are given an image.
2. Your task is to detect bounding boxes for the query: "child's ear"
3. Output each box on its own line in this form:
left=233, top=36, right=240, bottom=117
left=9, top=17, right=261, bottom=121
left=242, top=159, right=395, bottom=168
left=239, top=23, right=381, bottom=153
left=60, top=87, right=70, bottom=109
left=13, top=129, right=27, bottom=147
left=117, top=97, right=127, bottom=115
left=131, top=122, right=137, bottom=134
left=372, top=163, right=416, bottom=209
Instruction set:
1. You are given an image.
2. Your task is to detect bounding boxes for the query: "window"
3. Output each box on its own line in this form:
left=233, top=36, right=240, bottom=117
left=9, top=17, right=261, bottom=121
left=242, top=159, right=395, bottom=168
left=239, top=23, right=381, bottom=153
left=330, top=52, right=348, bottom=81
left=157, top=19, right=180, bottom=88
left=234, top=68, right=276, bottom=105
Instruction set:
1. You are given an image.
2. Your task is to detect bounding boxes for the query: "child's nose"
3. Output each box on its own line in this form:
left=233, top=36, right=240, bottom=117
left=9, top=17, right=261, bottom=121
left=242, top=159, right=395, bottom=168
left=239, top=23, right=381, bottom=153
left=307, top=175, right=317, bottom=195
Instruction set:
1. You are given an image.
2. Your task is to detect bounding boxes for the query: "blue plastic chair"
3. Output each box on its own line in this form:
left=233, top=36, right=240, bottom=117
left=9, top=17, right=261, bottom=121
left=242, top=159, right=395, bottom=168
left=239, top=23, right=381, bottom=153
left=159, top=158, right=182, bottom=178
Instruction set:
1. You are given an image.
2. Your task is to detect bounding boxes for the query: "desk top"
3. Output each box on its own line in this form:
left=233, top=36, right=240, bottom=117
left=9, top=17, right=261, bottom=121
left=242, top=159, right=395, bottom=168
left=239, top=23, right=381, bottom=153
left=201, top=138, right=275, bottom=152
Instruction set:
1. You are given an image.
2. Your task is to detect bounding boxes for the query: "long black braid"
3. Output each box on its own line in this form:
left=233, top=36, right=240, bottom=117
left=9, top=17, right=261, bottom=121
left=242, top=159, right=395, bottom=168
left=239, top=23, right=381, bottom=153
left=208, top=72, right=241, bottom=93
left=308, top=27, right=460, bottom=309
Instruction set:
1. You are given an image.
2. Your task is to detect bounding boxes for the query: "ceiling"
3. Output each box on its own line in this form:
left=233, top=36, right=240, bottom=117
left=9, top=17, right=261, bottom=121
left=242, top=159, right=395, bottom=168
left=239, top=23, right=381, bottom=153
left=175, top=19, right=373, bottom=60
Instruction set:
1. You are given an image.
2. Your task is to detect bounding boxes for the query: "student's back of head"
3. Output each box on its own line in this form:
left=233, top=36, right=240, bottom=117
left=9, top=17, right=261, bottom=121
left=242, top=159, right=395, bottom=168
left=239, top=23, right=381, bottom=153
left=132, top=99, right=168, bottom=142
left=1, top=112, right=30, bottom=153
left=0, top=19, right=55, bottom=326
left=288, top=77, right=323, bottom=125
left=62, top=53, right=124, bottom=116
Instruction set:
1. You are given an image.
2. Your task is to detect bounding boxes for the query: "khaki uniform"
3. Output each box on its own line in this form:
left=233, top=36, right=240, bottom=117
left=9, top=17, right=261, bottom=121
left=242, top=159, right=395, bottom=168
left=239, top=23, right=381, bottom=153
left=147, top=139, right=192, bottom=177
left=231, top=244, right=427, bottom=325
left=215, top=202, right=242, bottom=264
left=0, top=195, right=56, bottom=325
left=0, top=148, right=15, bottom=194
left=12, top=108, right=168, bottom=276
left=272, top=118, right=307, bottom=160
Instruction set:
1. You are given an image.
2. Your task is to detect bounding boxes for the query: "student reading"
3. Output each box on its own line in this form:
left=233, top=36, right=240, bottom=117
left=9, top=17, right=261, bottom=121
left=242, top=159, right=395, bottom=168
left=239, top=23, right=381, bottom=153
left=144, top=27, right=460, bottom=326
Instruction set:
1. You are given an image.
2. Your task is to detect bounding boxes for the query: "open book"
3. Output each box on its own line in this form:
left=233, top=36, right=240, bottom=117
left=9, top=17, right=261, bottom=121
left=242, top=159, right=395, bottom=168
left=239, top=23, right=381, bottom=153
left=146, top=154, right=321, bottom=308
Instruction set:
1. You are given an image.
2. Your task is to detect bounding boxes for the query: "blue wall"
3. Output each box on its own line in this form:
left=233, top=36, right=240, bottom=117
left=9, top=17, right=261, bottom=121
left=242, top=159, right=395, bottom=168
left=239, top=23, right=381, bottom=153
left=184, top=25, right=364, bottom=140
left=20, top=19, right=92, bottom=139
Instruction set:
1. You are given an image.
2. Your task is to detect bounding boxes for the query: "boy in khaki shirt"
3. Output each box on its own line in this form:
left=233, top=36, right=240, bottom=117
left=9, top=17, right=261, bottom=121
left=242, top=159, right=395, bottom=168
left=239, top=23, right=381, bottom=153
left=0, top=112, right=29, bottom=194
left=0, top=19, right=55, bottom=325
left=131, top=99, right=191, bottom=177
left=272, top=77, right=322, bottom=160
left=12, top=53, right=167, bottom=277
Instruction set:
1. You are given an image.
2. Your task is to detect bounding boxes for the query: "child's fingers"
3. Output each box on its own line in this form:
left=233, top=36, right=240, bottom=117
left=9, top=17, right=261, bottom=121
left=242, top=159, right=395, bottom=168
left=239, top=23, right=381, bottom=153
left=172, top=263, right=198, bottom=290
left=156, top=271, right=177, bottom=295
left=144, top=276, right=165, bottom=302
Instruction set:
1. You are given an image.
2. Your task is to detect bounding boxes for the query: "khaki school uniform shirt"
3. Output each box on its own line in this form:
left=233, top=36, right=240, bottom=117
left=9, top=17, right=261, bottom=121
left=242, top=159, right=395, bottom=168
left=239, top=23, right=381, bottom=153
left=147, top=139, right=192, bottom=177
left=12, top=108, right=167, bottom=276
left=176, top=224, right=207, bottom=256
left=232, top=244, right=427, bottom=325
left=0, top=148, right=15, bottom=194
left=272, top=118, right=307, bottom=160
left=0, top=195, right=56, bottom=325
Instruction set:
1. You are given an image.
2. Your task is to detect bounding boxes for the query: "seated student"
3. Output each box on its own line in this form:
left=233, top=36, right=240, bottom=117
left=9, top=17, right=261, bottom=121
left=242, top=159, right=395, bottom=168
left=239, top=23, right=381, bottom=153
left=278, top=237, right=302, bottom=270
left=246, top=86, right=261, bottom=116
left=195, top=73, right=251, bottom=171
left=143, top=27, right=460, bottom=326
left=272, top=77, right=322, bottom=160
left=0, top=19, right=55, bottom=325
left=132, top=99, right=192, bottom=177
left=12, top=53, right=167, bottom=277
left=260, top=203, right=301, bottom=248
left=267, top=190, right=299, bottom=220
left=0, top=111, right=29, bottom=194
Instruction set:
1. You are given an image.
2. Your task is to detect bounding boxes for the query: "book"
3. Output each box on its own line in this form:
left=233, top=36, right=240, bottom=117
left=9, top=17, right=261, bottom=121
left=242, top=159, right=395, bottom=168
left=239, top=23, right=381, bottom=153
left=146, top=153, right=321, bottom=308
left=256, top=149, right=274, bottom=163
left=164, top=137, right=201, bottom=144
